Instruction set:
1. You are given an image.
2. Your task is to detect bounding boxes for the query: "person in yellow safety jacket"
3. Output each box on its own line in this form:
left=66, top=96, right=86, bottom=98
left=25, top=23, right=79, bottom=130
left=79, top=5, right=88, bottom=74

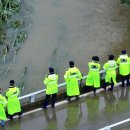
left=43, top=67, right=58, bottom=109
left=6, top=80, right=22, bottom=120
left=117, top=50, right=130, bottom=87
left=86, top=56, right=100, bottom=94
left=64, top=61, right=82, bottom=101
left=103, top=54, right=118, bottom=91
left=0, top=88, right=7, bottom=126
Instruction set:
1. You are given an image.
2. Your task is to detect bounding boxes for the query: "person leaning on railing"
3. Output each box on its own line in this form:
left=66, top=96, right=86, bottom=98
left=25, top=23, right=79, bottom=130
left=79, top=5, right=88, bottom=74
left=117, top=50, right=130, bottom=87
left=0, top=88, right=7, bottom=127
left=85, top=56, right=100, bottom=94
left=103, top=54, right=118, bottom=91
left=6, top=80, right=22, bottom=120
left=64, top=61, right=82, bottom=102
left=42, top=67, right=58, bottom=109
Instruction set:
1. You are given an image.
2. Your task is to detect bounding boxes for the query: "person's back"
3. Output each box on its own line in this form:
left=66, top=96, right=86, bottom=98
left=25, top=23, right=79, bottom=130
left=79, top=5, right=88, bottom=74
left=64, top=61, right=82, bottom=101
left=117, top=53, right=130, bottom=76
left=0, top=88, right=7, bottom=126
left=104, top=60, right=117, bottom=77
left=6, top=80, right=21, bottom=120
left=44, top=73, right=58, bottom=95
left=65, top=67, right=81, bottom=82
left=117, top=50, right=130, bottom=87
left=43, top=67, right=58, bottom=109
left=103, top=54, right=117, bottom=91
left=86, top=56, right=100, bottom=93
left=88, top=61, right=100, bottom=82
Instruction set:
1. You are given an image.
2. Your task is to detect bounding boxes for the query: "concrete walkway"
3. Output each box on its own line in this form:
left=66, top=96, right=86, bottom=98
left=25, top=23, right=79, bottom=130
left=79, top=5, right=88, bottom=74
left=2, top=86, right=130, bottom=130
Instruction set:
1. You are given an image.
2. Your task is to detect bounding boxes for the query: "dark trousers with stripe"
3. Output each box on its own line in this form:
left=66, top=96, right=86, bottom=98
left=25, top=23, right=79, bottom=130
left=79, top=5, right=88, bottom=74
left=43, top=93, right=57, bottom=108
left=121, top=75, right=129, bottom=87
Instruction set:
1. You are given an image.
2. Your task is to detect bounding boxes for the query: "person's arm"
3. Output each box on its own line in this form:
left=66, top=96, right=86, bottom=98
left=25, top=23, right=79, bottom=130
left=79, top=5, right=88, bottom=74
left=115, top=61, right=118, bottom=69
left=43, top=75, right=49, bottom=85
left=103, top=63, right=107, bottom=71
left=56, top=75, right=58, bottom=83
left=117, top=57, right=120, bottom=65
left=16, top=87, right=20, bottom=97
left=5, top=89, right=10, bottom=97
left=77, top=68, right=82, bottom=80
left=2, top=96, right=7, bottom=107
left=64, top=70, right=69, bottom=82
left=98, top=63, right=101, bottom=71
left=128, top=57, right=130, bottom=73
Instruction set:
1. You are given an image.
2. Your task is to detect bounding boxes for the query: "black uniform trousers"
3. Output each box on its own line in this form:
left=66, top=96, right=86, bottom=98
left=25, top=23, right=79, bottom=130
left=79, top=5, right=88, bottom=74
left=103, top=78, right=114, bottom=91
left=121, top=75, right=129, bottom=87
left=43, top=93, right=57, bottom=108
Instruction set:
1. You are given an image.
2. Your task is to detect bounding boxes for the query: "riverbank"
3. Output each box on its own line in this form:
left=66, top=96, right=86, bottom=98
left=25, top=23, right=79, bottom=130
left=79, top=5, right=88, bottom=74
left=1, top=0, right=130, bottom=95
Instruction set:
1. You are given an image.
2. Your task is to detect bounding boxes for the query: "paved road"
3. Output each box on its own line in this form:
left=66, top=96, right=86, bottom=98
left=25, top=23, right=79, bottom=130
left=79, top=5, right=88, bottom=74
left=2, top=86, right=130, bottom=130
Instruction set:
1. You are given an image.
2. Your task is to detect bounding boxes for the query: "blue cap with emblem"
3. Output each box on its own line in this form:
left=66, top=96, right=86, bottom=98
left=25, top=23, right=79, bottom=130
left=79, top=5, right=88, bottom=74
left=122, top=50, right=126, bottom=54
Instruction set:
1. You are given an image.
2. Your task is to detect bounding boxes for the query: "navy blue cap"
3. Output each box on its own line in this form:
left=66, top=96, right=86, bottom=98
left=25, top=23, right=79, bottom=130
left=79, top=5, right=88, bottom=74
left=122, top=50, right=126, bottom=54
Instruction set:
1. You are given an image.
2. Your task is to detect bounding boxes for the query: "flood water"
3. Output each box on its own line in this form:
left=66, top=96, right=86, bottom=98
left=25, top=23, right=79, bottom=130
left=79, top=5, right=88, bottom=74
left=1, top=0, right=130, bottom=95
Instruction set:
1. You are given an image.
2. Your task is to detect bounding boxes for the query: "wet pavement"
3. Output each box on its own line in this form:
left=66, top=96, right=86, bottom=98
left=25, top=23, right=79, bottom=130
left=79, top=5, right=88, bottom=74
left=2, top=86, right=130, bottom=130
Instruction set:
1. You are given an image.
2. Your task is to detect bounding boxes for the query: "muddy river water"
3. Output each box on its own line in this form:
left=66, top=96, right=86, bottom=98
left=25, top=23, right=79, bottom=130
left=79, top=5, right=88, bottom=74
left=1, top=0, right=130, bottom=95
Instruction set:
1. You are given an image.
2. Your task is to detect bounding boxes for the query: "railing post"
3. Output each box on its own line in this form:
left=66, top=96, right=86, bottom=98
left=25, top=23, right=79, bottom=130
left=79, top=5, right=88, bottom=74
left=30, top=94, right=35, bottom=103
left=105, top=126, right=111, bottom=130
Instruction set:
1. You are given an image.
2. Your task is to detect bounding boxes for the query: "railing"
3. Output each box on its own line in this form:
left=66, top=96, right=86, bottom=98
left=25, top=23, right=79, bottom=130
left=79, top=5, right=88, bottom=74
left=99, top=118, right=130, bottom=130
left=18, top=70, right=105, bottom=103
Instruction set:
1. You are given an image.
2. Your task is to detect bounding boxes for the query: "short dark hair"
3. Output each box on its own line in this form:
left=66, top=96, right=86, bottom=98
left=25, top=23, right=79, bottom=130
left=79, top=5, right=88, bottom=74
left=10, top=80, right=15, bottom=86
left=92, top=56, right=99, bottom=62
left=69, top=61, right=74, bottom=67
left=49, top=67, right=54, bottom=74
left=108, top=54, right=114, bottom=60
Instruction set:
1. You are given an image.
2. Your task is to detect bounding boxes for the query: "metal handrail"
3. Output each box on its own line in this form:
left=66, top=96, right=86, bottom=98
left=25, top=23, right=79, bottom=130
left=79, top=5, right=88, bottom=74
left=99, top=118, right=130, bottom=130
left=18, top=70, right=105, bottom=103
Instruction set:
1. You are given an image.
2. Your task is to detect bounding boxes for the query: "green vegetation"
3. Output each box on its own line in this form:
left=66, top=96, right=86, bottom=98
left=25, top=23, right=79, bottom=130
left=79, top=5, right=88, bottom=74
left=0, top=0, right=20, bottom=43
left=0, top=0, right=28, bottom=63
left=14, top=31, right=27, bottom=47
left=121, top=0, right=130, bottom=5
left=0, top=0, right=20, bottom=22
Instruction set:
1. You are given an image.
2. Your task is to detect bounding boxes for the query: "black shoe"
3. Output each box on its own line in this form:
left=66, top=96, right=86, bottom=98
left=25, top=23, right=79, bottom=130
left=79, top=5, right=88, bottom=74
left=67, top=97, right=71, bottom=102
left=9, top=116, right=13, bottom=120
left=93, top=88, right=96, bottom=94
left=18, top=112, right=22, bottom=117
left=52, top=104, right=55, bottom=109
left=76, top=96, right=79, bottom=101
left=102, top=86, right=106, bottom=91
left=121, top=83, right=125, bottom=87
left=108, top=88, right=113, bottom=91
left=84, top=87, right=87, bottom=93
left=42, top=106, right=47, bottom=109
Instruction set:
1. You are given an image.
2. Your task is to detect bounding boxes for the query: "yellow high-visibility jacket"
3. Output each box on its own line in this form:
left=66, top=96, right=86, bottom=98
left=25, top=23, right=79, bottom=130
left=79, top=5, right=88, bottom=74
left=64, top=67, right=82, bottom=96
left=6, top=87, right=21, bottom=115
